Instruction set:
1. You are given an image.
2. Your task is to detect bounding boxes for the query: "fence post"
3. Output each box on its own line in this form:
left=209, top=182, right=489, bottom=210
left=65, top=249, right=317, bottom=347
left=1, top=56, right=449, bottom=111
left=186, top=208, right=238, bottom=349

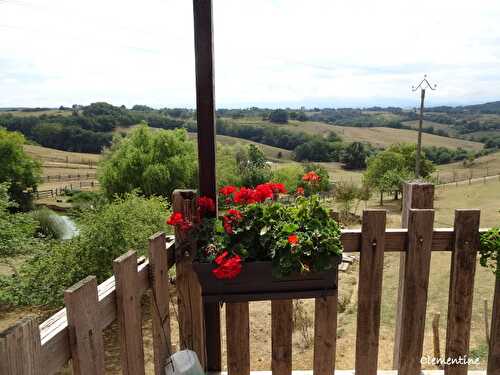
left=148, top=232, right=172, bottom=375
left=113, top=250, right=146, bottom=375
left=393, top=182, right=434, bottom=369
left=64, top=276, right=105, bottom=375
left=173, top=190, right=206, bottom=368
left=314, top=290, right=338, bottom=375
left=0, top=317, right=42, bottom=375
left=398, top=209, right=435, bottom=375
left=226, top=302, right=250, bottom=375
left=272, top=300, right=293, bottom=375
left=355, top=210, right=387, bottom=375
left=489, top=276, right=500, bottom=375
left=445, top=210, right=480, bottom=375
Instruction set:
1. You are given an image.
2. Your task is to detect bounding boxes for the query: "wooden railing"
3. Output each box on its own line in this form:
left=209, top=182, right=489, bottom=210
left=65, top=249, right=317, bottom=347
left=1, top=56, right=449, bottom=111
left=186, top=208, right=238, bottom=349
left=1, top=186, right=500, bottom=375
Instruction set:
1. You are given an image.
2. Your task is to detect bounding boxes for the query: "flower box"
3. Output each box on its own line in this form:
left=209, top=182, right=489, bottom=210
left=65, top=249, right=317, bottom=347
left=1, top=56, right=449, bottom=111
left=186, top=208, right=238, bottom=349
left=192, top=255, right=342, bottom=302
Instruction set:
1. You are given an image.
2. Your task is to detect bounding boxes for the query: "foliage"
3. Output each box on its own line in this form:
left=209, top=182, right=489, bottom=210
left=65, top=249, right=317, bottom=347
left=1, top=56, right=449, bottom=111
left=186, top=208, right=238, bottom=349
left=269, top=109, right=289, bottom=124
left=0, top=183, right=39, bottom=260
left=364, top=143, right=435, bottom=204
left=99, top=124, right=197, bottom=199
left=216, top=144, right=243, bottom=188
left=341, top=142, right=370, bottom=169
left=272, top=164, right=305, bottom=192
left=237, top=144, right=272, bottom=187
left=334, top=181, right=360, bottom=215
left=294, top=139, right=343, bottom=162
left=32, top=207, right=67, bottom=239
left=3, top=193, right=170, bottom=307
left=0, top=128, right=41, bottom=209
left=479, top=227, right=500, bottom=278
left=169, top=191, right=342, bottom=278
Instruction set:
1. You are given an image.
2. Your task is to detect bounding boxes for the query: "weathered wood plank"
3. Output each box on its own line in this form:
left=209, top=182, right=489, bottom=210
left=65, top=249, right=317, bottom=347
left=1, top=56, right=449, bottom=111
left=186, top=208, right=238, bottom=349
left=355, top=210, right=386, bottom=375
left=313, top=289, right=338, bottom=375
left=226, top=302, right=250, bottom=375
left=398, top=209, right=435, bottom=375
left=173, top=190, right=206, bottom=368
left=39, top=243, right=174, bottom=375
left=114, top=250, right=145, bottom=375
left=445, top=210, right=480, bottom=375
left=149, top=232, right=172, bottom=375
left=64, top=276, right=105, bottom=375
left=0, top=317, right=41, bottom=375
left=272, top=300, right=293, bottom=375
left=394, top=182, right=434, bottom=369
left=488, top=276, right=500, bottom=375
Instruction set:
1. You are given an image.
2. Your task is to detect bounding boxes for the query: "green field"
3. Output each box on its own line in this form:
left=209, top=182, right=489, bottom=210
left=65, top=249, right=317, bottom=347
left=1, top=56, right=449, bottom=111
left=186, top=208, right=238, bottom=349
left=230, top=117, right=483, bottom=151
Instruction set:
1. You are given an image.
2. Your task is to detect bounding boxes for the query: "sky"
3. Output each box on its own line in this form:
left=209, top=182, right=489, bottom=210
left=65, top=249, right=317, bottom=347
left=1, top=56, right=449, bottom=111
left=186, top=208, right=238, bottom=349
left=1, top=0, right=500, bottom=109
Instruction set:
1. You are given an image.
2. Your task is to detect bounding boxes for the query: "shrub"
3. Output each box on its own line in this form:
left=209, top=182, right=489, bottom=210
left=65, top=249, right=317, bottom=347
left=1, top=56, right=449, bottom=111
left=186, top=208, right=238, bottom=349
left=32, top=207, right=67, bottom=239
left=99, top=124, right=197, bottom=200
left=479, top=227, right=500, bottom=278
left=272, top=165, right=305, bottom=192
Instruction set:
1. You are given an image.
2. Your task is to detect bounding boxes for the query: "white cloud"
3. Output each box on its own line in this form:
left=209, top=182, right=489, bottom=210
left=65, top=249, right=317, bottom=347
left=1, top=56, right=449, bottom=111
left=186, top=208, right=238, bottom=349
left=1, top=0, right=500, bottom=108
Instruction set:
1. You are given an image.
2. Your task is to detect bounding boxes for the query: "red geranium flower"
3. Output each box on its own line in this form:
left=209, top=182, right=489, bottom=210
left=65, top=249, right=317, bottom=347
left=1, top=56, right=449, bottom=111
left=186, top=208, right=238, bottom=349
left=197, top=196, right=215, bottom=217
left=288, top=234, right=299, bottom=245
left=233, top=187, right=258, bottom=205
left=296, top=187, right=305, bottom=196
left=219, top=185, right=237, bottom=196
left=255, top=183, right=274, bottom=202
left=214, top=250, right=229, bottom=265
left=167, top=212, right=184, bottom=226
left=302, top=171, right=321, bottom=182
left=227, top=209, right=243, bottom=220
left=212, top=254, right=242, bottom=279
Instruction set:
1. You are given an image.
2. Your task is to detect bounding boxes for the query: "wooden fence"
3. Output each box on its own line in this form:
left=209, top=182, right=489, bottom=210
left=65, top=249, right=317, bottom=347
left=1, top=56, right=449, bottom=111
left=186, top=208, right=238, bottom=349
left=41, top=173, right=97, bottom=183
left=1, top=185, right=500, bottom=375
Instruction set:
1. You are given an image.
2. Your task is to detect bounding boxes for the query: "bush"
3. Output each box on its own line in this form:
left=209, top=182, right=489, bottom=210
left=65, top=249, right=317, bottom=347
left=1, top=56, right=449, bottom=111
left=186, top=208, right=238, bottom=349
left=5, top=193, right=170, bottom=307
left=269, top=109, right=289, bottom=124
left=272, top=165, right=305, bottom=193
left=32, top=207, right=67, bottom=239
left=99, top=124, right=197, bottom=200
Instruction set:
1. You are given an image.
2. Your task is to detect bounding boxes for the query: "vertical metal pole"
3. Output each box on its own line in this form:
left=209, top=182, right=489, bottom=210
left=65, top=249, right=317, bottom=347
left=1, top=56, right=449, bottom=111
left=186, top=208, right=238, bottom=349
left=416, top=89, right=425, bottom=178
left=192, top=0, right=221, bottom=370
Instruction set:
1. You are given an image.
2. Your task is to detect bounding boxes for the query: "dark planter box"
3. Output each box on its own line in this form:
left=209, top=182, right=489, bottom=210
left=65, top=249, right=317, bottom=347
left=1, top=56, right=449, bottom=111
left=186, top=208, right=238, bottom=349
left=192, top=255, right=342, bottom=302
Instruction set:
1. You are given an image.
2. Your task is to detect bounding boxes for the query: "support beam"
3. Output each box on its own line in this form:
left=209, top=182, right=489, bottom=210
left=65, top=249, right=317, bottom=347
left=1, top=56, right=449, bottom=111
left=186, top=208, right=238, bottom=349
left=193, top=1, right=221, bottom=370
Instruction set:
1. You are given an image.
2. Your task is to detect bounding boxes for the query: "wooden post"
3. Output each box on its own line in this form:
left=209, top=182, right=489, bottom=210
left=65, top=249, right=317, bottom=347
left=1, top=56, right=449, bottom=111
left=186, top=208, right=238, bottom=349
left=113, top=251, right=146, bottom=375
left=173, top=190, right=206, bottom=368
left=393, top=182, right=434, bottom=369
left=272, top=300, right=293, bottom=375
left=355, top=210, right=386, bottom=375
left=488, top=276, right=500, bottom=375
left=64, top=276, right=105, bottom=375
left=0, top=317, right=41, bottom=375
left=193, top=1, right=221, bottom=369
left=313, top=285, right=338, bottom=375
left=226, top=302, right=250, bottom=375
left=398, top=209, right=435, bottom=375
left=445, top=210, right=480, bottom=375
left=148, top=232, right=172, bottom=375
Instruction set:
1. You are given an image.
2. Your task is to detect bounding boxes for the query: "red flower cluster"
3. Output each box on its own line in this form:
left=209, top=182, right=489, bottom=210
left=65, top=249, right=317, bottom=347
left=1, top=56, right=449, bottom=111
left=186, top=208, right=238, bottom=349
left=223, top=209, right=243, bottom=235
left=219, top=185, right=237, bottom=196
left=296, top=187, right=305, bottom=196
left=229, top=183, right=287, bottom=205
left=166, top=212, right=192, bottom=232
left=302, top=171, right=321, bottom=182
left=288, top=234, right=299, bottom=245
left=212, top=251, right=242, bottom=279
left=197, top=196, right=215, bottom=218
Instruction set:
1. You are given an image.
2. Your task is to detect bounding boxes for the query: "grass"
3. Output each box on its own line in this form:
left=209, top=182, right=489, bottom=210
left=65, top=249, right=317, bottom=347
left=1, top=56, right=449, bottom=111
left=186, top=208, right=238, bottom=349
left=8, top=109, right=72, bottom=117
left=402, top=119, right=457, bottom=134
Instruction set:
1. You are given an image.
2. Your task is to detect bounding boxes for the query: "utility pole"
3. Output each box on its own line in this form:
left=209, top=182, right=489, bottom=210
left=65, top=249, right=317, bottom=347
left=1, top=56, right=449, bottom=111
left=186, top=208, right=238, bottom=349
left=412, top=75, right=437, bottom=178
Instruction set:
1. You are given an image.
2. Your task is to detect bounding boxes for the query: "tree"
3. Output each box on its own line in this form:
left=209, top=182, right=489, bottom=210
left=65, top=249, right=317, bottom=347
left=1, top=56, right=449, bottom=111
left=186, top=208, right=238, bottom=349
left=0, top=129, right=41, bottom=209
left=334, top=181, right=359, bottom=216
left=294, top=139, right=343, bottom=162
left=341, top=142, right=369, bottom=170
left=269, top=109, right=289, bottom=124
left=238, top=144, right=272, bottom=187
left=99, top=124, right=197, bottom=199
left=363, top=143, right=434, bottom=205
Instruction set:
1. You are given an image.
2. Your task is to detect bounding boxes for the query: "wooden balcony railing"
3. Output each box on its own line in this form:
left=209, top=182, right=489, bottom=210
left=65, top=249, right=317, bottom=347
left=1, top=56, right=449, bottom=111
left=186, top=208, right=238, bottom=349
left=1, top=185, right=500, bottom=375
